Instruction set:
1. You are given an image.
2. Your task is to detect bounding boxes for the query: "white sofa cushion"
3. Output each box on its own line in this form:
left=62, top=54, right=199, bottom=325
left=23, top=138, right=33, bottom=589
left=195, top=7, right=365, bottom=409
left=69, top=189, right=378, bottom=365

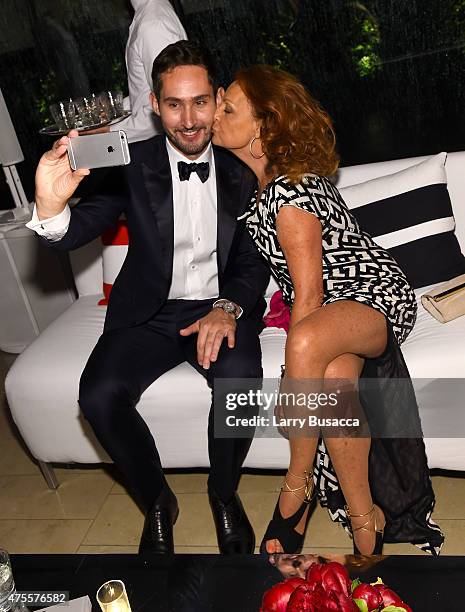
left=6, top=287, right=465, bottom=470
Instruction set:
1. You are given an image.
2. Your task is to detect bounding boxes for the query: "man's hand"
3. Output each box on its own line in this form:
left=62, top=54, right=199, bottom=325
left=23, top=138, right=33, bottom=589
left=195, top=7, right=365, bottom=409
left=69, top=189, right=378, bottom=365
left=179, top=308, right=237, bottom=369
left=35, top=130, right=90, bottom=220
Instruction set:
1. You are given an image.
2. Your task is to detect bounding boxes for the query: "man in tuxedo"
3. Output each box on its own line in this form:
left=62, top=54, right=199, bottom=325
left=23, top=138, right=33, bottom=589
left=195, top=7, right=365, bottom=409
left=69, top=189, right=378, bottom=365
left=28, top=41, right=269, bottom=554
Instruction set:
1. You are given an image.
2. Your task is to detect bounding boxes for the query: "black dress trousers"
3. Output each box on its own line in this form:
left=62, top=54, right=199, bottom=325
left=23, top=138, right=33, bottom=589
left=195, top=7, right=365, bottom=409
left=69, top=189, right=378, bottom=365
left=78, top=298, right=263, bottom=511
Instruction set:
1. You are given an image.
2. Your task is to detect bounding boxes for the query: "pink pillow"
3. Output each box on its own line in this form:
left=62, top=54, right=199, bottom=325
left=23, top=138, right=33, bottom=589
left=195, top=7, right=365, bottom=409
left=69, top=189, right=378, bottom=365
left=263, top=290, right=290, bottom=332
left=98, top=220, right=129, bottom=305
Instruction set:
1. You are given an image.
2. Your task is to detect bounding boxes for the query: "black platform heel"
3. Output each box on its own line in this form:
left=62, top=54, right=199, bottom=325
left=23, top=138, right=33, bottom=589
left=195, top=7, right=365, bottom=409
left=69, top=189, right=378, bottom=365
left=260, top=470, right=315, bottom=554
left=345, top=504, right=385, bottom=555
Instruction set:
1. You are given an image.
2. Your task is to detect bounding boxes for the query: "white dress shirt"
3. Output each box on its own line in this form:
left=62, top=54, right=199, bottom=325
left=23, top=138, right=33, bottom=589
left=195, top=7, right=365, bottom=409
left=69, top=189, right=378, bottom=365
left=111, top=0, right=187, bottom=143
left=165, top=138, right=219, bottom=299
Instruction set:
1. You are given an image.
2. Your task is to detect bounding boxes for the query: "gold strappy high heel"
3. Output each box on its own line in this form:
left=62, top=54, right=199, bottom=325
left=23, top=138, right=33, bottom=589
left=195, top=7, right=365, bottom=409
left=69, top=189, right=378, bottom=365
left=344, top=504, right=385, bottom=555
left=282, top=469, right=315, bottom=502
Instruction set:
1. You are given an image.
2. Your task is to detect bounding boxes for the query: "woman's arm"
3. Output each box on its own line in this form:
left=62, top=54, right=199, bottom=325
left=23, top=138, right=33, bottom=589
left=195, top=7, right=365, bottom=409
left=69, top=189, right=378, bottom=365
left=276, top=205, right=324, bottom=329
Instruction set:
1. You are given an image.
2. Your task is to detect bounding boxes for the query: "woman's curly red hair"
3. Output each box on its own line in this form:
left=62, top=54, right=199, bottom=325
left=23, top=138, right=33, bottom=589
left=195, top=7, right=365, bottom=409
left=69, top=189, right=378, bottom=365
left=235, top=65, right=339, bottom=183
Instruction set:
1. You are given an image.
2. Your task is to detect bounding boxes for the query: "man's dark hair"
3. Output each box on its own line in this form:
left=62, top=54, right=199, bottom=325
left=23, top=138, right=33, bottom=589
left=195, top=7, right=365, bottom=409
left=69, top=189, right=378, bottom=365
left=151, top=40, right=218, bottom=99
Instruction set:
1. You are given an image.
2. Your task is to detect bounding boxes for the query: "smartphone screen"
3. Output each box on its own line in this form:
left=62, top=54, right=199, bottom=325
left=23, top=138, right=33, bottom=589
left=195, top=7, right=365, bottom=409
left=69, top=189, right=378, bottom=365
left=67, top=131, right=131, bottom=170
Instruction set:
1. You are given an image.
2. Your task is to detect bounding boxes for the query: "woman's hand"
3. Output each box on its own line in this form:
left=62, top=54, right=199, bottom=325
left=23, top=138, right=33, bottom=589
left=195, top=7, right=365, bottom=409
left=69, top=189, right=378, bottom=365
left=35, top=130, right=90, bottom=220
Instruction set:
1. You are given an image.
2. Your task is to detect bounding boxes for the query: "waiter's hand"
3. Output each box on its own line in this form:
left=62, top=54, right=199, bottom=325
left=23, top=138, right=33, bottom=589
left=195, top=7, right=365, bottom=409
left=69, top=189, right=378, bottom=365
left=179, top=309, right=236, bottom=369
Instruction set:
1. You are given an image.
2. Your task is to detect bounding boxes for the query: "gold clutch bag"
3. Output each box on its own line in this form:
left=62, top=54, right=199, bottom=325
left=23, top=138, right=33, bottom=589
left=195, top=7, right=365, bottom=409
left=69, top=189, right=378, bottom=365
left=421, top=273, right=465, bottom=323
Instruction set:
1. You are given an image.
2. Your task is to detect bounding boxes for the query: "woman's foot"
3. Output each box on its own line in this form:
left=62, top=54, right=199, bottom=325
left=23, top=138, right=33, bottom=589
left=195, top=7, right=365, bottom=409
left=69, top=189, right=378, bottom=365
left=262, top=470, right=314, bottom=554
left=345, top=504, right=385, bottom=555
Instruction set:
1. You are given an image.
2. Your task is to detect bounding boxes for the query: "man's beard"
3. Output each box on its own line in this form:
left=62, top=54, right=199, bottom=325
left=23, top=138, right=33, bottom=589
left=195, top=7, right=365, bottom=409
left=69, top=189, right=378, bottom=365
left=166, top=126, right=212, bottom=157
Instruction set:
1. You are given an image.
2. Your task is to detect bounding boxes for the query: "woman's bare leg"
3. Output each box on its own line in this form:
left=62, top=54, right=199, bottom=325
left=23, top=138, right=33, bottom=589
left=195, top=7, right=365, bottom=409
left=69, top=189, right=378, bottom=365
left=323, top=354, right=386, bottom=555
left=266, top=300, right=387, bottom=554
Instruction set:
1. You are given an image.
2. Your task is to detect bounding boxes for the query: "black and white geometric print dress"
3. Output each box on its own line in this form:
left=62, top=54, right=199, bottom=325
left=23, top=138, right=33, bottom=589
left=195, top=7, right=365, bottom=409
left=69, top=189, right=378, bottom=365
left=241, top=174, right=417, bottom=344
left=240, top=174, right=444, bottom=555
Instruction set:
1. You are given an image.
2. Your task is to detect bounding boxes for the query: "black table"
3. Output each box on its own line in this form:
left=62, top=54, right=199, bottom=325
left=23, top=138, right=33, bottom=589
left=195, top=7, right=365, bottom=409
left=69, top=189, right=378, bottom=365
left=11, top=554, right=465, bottom=611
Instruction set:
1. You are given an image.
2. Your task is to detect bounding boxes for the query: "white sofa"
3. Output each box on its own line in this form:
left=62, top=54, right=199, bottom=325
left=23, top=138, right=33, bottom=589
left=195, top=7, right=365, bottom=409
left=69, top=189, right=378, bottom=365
left=6, top=152, right=465, bottom=489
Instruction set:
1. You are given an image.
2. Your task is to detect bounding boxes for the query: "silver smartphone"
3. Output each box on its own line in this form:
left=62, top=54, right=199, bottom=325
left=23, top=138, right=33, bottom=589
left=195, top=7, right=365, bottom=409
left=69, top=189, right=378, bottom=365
left=67, top=130, right=131, bottom=170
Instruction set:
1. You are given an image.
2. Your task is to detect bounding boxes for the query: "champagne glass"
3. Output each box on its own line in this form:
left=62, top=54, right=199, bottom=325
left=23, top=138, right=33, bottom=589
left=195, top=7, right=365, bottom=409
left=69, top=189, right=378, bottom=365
left=96, top=580, right=132, bottom=612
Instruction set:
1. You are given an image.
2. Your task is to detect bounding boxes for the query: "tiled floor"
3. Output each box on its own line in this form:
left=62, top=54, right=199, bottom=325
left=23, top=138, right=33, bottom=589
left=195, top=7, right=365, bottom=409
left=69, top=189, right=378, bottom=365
left=1, top=350, right=465, bottom=555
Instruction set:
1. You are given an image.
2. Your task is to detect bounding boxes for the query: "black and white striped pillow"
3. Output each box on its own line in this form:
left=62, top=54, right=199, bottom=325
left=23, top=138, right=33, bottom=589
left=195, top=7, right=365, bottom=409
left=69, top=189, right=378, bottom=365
left=339, top=152, right=465, bottom=289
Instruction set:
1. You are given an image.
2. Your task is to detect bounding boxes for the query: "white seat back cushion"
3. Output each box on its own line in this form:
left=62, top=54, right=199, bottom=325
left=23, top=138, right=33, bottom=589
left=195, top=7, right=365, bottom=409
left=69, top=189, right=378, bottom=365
left=335, top=151, right=465, bottom=253
left=67, top=152, right=465, bottom=299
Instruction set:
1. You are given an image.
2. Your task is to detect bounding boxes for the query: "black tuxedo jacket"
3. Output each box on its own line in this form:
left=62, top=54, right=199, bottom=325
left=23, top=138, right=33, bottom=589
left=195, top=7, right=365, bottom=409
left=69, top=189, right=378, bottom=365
left=48, top=135, right=270, bottom=332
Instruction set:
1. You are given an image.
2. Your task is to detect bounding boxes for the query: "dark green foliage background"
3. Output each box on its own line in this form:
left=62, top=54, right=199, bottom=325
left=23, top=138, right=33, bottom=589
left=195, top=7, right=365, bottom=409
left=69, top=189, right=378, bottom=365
left=1, top=0, right=464, bottom=206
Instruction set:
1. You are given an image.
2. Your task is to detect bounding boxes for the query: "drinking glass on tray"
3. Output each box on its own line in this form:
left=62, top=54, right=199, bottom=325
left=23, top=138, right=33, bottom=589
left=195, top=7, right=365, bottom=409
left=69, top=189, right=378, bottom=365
left=74, top=95, right=100, bottom=127
left=106, top=91, right=124, bottom=117
left=49, top=100, right=76, bottom=130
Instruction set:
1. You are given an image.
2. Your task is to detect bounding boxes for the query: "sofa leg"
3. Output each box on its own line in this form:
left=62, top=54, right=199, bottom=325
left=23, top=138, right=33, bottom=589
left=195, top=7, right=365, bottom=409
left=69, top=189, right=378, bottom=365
left=38, top=461, right=59, bottom=490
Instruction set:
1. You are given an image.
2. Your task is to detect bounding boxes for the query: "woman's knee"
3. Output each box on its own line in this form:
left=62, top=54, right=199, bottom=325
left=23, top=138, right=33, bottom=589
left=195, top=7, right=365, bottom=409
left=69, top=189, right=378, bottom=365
left=286, top=324, right=328, bottom=364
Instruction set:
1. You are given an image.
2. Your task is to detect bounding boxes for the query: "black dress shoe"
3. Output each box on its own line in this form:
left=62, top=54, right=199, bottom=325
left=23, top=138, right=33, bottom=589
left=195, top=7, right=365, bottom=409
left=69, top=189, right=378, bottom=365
left=209, top=489, right=255, bottom=554
left=139, top=485, right=179, bottom=554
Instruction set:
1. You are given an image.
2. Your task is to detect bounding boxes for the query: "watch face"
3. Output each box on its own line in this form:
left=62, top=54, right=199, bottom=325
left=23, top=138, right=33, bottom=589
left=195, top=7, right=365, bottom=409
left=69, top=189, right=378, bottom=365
left=223, top=302, right=236, bottom=314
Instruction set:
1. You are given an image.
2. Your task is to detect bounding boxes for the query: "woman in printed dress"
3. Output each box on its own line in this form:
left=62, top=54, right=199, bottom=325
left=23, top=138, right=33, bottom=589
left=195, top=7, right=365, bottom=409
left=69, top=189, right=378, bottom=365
left=212, top=65, right=443, bottom=556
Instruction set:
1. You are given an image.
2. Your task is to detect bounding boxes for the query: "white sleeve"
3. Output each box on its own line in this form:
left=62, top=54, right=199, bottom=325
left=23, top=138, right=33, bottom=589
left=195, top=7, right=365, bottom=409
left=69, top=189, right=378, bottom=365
left=25, top=204, right=71, bottom=242
left=139, top=20, right=187, bottom=90
left=110, top=20, right=187, bottom=143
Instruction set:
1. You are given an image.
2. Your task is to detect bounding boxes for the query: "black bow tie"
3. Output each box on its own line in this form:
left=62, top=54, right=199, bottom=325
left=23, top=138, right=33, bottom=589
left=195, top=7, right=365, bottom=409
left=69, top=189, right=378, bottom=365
left=178, top=160, right=210, bottom=183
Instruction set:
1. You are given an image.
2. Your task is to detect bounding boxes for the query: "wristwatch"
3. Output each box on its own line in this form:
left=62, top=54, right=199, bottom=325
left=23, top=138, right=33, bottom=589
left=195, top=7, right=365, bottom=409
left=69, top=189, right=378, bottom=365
left=212, top=299, right=242, bottom=319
